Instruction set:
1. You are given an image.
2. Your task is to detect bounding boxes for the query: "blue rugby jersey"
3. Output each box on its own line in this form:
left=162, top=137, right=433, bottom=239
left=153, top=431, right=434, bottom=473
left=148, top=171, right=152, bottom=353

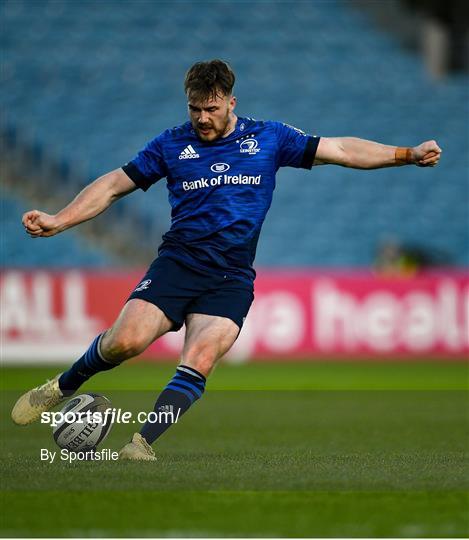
left=122, top=117, right=320, bottom=282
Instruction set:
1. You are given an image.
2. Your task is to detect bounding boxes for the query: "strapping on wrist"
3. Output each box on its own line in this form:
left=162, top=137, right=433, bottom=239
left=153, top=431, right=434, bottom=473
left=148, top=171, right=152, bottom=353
left=395, top=147, right=412, bottom=164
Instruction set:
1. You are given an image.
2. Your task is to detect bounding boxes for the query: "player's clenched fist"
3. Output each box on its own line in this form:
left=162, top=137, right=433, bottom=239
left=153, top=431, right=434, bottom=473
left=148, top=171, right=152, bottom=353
left=412, top=140, right=442, bottom=167
left=22, top=210, right=59, bottom=238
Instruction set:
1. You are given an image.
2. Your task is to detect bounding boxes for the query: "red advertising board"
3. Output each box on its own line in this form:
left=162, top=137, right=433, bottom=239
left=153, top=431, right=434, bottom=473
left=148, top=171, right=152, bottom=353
left=1, top=269, right=468, bottom=362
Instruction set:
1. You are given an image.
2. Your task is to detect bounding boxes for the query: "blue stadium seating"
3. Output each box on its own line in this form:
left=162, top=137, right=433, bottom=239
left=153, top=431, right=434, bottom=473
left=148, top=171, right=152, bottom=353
left=1, top=191, right=115, bottom=267
left=1, top=0, right=467, bottom=267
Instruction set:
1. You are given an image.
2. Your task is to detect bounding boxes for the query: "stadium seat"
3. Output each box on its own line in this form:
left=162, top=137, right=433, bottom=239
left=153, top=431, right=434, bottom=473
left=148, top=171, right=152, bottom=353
left=1, top=191, right=115, bottom=268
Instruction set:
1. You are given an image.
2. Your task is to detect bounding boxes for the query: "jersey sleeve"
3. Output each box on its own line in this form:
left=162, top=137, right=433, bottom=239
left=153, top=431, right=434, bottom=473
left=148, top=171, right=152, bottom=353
left=273, top=122, right=320, bottom=170
left=121, top=134, right=168, bottom=191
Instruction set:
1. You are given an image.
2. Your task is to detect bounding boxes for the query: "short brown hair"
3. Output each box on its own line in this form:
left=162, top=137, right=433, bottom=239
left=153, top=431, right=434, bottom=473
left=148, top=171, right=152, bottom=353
left=184, top=60, right=235, bottom=101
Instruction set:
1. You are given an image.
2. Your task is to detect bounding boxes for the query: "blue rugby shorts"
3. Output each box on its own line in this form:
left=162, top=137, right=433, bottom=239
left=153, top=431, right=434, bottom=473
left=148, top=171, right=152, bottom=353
left=127, top=256, right=254, bottom=331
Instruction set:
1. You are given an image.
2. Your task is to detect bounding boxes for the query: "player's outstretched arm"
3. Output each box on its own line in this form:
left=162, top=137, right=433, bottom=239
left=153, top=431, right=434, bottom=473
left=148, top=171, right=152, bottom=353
left=314, top=137, right=442, bottom=169
left=22, top=168, right=137, bottom=238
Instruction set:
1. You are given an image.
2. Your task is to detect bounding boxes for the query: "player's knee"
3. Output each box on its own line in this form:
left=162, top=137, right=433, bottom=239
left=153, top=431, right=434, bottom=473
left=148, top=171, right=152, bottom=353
left=101, top=331, right=147, bottom=363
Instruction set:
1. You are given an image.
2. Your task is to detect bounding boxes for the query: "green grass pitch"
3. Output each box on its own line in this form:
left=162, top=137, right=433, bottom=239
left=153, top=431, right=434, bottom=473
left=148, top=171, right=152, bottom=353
left=1, top=361, right=468, bottom=537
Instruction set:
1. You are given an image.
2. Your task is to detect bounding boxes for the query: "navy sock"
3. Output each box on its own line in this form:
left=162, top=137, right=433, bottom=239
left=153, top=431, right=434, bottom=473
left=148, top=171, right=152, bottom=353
left=58, top=334, right=117, bottom=396
left=140, top=365, right=206, bottom=445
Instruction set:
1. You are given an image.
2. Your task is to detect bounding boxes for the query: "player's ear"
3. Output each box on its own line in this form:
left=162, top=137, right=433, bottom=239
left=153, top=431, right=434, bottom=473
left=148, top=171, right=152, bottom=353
left=229, top=95, right=236, bottom=112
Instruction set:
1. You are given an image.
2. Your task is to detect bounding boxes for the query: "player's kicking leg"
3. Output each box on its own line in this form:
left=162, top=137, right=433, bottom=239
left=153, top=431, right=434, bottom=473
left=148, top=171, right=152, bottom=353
left=11, top=299, right=173, bottom=425
left=119, top=313, right=239, bottom=461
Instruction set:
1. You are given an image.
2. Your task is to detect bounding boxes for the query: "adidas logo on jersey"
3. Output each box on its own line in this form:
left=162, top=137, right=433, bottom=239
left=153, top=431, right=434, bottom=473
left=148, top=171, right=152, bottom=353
left=179, top=145, right=200, bottom=160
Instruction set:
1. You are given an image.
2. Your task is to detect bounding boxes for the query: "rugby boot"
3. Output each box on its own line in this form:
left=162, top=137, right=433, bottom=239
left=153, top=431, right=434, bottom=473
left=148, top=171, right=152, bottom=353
left=119, top=433, right=157, bottom=461
left=11, top=373, right=64, bottom=425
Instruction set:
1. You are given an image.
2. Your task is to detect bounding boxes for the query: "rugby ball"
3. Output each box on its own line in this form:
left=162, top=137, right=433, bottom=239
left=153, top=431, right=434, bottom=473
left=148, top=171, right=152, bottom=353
left=52, top=393, right=113, bottom=451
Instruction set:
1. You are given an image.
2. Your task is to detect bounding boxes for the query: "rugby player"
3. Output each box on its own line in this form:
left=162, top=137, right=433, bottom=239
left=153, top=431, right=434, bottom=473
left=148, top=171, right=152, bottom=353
left=12, top=60, right=442, bottom=460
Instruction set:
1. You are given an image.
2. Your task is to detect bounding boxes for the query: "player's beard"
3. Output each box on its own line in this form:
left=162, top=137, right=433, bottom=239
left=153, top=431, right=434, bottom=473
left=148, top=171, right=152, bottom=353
left=195, top=111, right=231, bottom=142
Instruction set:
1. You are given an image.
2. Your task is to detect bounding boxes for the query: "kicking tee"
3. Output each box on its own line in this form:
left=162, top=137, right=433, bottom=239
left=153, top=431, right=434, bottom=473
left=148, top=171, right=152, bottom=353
left=122, top=117, right=320, bottom=283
